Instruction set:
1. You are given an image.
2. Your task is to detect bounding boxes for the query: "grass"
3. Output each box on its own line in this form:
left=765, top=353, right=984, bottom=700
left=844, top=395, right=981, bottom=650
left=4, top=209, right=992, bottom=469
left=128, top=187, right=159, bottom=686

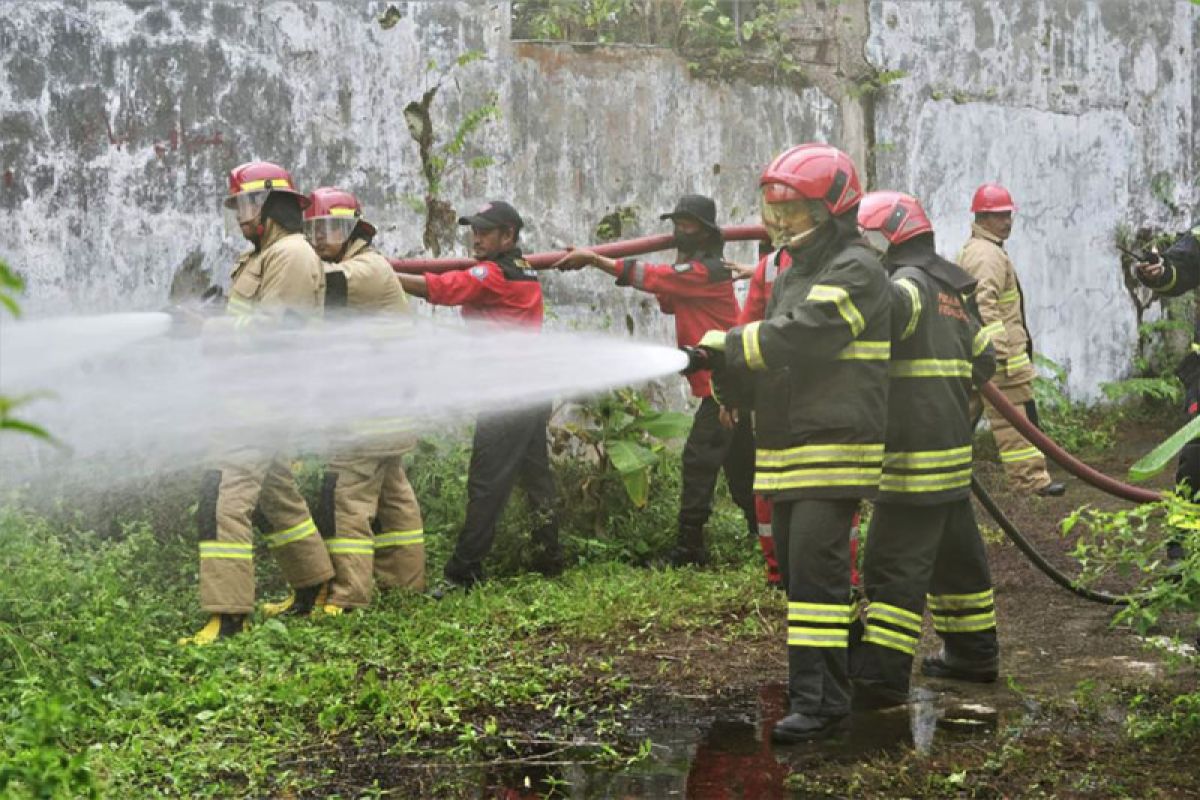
left=0, top=439, right=773, bottom=797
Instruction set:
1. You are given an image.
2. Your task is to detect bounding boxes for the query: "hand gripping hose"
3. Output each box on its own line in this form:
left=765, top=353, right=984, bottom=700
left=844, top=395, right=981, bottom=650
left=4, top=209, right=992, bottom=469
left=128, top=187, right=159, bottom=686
left=389, top=225, right=770, bottom=274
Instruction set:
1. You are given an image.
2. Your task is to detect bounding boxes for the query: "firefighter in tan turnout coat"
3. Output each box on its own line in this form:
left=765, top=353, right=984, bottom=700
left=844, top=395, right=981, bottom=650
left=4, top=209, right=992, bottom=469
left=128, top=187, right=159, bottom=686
left=956, top=183, right=1064, bottom=497
left=305, top=187, right=426, bottom=612
left=180, top=161, right=334, bottom=646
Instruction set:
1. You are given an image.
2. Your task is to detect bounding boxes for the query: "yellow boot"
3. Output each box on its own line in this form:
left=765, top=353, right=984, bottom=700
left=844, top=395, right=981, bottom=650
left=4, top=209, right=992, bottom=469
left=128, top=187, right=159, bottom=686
left=178, top=614, right=246, bottom=646
left=261, top=583, right=327, bottom=618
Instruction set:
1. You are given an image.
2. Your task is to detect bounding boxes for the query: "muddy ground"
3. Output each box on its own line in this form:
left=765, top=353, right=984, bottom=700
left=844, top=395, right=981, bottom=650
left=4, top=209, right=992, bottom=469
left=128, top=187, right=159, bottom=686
left=308, top=417, right=1199, bottom=799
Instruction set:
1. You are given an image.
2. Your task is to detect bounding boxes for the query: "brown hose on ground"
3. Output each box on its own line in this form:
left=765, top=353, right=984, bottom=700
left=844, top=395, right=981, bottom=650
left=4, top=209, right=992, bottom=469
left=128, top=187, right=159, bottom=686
left=980, top=382, right=1162, bottom=504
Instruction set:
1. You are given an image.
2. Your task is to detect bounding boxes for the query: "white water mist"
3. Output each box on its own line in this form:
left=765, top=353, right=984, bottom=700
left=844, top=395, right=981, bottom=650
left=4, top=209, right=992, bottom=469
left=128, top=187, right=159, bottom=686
left=0, top=312, right=688, bottom=486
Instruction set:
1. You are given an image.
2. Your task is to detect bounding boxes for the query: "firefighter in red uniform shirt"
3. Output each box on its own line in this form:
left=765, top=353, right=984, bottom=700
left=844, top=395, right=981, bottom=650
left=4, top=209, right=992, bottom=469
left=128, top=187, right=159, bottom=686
left=398, top=201, right=564, bottom=592
left=553, top=195, right=755, bottom=566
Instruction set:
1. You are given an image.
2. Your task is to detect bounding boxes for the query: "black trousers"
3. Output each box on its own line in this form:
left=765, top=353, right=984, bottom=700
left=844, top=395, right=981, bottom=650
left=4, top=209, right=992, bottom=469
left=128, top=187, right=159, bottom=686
left=773, top=497, right=859, bottom=717
left=679, top=397, right=756, bottom=533
left=854, top=499, right=998, bottom=694
left=444, top=404, right=558, bottom=583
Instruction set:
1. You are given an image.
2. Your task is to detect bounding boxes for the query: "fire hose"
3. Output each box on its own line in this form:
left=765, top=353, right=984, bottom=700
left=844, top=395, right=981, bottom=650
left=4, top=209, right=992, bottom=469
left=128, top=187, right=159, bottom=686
left=391, top=226, right=1164, bottom=604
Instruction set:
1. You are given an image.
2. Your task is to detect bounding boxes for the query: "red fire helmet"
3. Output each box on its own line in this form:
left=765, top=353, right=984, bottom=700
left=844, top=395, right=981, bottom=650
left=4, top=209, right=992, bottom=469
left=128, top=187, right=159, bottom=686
left=304, top=187, right=377, bottom=238
left=224, top=161, right=309, bottom=209
left=857, top=191, right=933, bottom=245
left=970, top=183, right=1016, bottom=213
left=759, top=144, right=863, bottom=216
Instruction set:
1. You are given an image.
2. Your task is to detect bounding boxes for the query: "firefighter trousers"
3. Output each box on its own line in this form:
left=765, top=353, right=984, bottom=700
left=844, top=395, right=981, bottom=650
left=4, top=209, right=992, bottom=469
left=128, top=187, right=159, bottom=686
left=773, top=497, right=859, bottom=718
left=854, top=499, right=999, bottom=695
left=318, top=454, right=426, bottom=607
left=679, top=397, right=756, bottom=534
left=983, top=381, right=1053, bottom=492
left=444, top=404, right=558, bottom=584
left=198, top=453, right=334, bottom=615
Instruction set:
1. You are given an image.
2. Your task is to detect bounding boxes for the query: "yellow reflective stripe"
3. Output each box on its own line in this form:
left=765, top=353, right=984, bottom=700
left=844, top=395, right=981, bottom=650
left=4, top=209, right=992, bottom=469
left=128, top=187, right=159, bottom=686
left=266, top=519, right=318, bottom=549
left=788, top=628, right=850, bottom=648
left=788, top=602, right=856, bottom=624
left=895, top=278, right=922, bottom=340
left=836, top=340, right=890, bottom=360
left=926, top=589, right=993, bottom=611
left=883, top=446, right=972, bottom=470
left=863, top=627, right=918, bottom=655
left=999, top=445, right=1041, bottom=464
left=1005, top=352, right=1031, bottom=371
left=865, top=602, right=923, bottom=632
left=375, top=529, right=425, bottom=548
left=930, top=611, right=997, bottom=633
left=238, top=178, right=294, bottom=192
left=973, top=328, right=991, bottom=356
left=889, top=359, right=971, bottom=378
left=742, top=321, right=766, bottom=371
left=981, top=321, right=1004, bottom=338
left=998, top=287, right=1020, bottom=304
left=326, top=538, right=375, bottom=555
left=1159, top=265, right=1177, bottom=292
left=199, top=542, right=253, bottom=560
left=880, top=469, right=972, bottom=493
left=756, top=443, right=884, bottom=466
left=808, top=284, right=865, bottom=336
left=328, top=207, right=357, bottom=217
left=755, top=467, right=881, bottom=492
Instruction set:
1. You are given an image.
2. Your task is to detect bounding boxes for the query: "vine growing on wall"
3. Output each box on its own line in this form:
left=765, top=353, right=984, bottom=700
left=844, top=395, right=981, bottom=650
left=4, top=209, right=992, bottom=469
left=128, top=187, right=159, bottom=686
left=402, top=51, right=501, bottom=256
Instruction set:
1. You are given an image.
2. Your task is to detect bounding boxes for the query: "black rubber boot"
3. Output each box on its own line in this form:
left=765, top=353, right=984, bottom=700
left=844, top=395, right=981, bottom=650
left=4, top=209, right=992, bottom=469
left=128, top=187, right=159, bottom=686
left=851, top=679, right=909, bottom=711
left=284, top=583, right=325, bottom=617
left=771, top=712, right=847, bottom=744
left=530, top=524, right=566, bottom=577
left=668, top=523, right=709, bottom=567
left=920, top=650, right=999, bottom=683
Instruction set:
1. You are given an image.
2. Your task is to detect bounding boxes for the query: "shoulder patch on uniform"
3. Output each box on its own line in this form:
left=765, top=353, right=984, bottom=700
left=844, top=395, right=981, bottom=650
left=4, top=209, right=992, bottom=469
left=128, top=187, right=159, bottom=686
left=673, top=262, right=693, bottom=273
left=470, top=265, right=489, bottom=281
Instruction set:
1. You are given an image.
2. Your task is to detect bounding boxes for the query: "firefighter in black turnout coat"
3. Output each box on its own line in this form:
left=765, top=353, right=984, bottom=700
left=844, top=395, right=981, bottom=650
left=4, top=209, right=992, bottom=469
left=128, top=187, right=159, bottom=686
left=850, top=192, right=1000, bottom=708
left=702, top=144, right=890, bottom=742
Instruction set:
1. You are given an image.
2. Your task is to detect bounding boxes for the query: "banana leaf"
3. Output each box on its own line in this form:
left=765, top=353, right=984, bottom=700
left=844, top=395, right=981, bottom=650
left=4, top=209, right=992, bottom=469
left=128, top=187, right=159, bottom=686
left=1129, top=413, right=1200, bottom=481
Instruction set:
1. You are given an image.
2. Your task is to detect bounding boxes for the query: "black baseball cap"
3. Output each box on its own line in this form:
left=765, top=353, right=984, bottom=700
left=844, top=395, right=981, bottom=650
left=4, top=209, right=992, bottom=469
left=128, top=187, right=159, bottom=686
left=660, top=194, right=720, bottom=233
left=458, top=200, right=524, bottom=231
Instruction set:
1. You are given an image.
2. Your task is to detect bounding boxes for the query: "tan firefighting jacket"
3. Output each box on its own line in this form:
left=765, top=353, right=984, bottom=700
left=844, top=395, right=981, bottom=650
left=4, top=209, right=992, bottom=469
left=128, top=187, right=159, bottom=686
left=956, top=224, right=1034, bottom=387
left=327, top=238, right=410, bottom=313
left=328, top=238, right=416, bottom=457
left=224, top=220, right=325, bottom=328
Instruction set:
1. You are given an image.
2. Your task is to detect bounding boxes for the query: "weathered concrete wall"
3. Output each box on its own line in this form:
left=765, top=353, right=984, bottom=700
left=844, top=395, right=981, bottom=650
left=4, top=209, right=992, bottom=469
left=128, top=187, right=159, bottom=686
left=1, top=0, right=1196, bottom=401
left=868, top=0, right=1199, bottom=398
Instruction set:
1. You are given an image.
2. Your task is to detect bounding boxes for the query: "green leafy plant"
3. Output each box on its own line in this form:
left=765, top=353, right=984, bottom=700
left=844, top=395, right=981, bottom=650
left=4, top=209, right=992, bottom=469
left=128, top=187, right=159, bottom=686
left=1032, top=354, right=1116, bottom=454
left=1062, top=497, right=1199, bottom=636
left=0, top=259, right=52, bottom=442
left=561, top=389, right=692, bottom=507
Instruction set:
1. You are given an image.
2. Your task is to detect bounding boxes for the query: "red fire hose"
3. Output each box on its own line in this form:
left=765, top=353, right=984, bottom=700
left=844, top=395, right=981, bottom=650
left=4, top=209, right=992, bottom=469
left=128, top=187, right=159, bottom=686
left=979, top=382, right=1161, bottom=504
left=389, top=225, right=769, bottom=274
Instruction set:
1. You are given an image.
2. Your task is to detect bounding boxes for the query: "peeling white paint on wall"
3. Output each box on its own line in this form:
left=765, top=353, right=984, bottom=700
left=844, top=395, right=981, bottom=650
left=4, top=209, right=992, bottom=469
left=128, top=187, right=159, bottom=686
left=867, top=0, right=1198, bottom=398
left=0, top=0, right=1196, bottom=401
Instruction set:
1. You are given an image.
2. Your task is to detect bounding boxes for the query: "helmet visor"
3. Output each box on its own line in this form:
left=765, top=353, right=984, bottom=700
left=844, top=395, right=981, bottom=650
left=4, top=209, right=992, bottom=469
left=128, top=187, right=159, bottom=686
left=860, top=228, right=891, bottom=255
left=303, top=216, right=358, bottom=250
left=760, top=196, right=824, bottom=249
left=222, top=190, right=271, bottom=237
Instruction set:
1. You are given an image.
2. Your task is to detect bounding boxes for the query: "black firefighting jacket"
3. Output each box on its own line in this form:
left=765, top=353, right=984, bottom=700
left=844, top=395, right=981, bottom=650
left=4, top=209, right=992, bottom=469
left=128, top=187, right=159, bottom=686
left=723, top=214, right=891, bottom=501
left=879, top=236, right=996, bottom=505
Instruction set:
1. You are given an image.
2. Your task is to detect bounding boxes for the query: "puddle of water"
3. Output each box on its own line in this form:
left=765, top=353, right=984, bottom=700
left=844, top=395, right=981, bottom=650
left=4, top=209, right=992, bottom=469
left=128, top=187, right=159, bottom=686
left=480, top=682, right=1011, bottom=799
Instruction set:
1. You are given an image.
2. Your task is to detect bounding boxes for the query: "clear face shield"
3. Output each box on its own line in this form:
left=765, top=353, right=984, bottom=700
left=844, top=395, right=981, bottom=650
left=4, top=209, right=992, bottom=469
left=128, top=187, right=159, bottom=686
left=222, top=190, right=270, bottom=238
left=303, top=216, right=358, bottom=253
left=759, top=194, right=827, bottom=250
